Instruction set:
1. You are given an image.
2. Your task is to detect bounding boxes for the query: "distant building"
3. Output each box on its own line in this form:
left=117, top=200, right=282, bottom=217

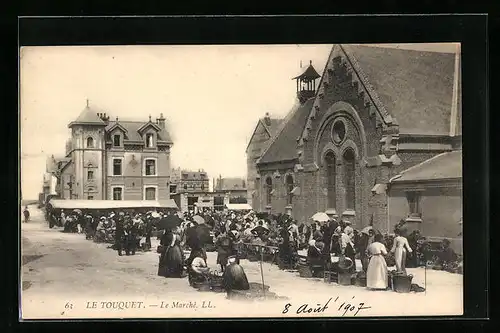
left=214, top=176, right=248, bottom=204
left=54, top=102, right=173, bottom=201
left=169, top=168, right=211, bottom=212
left=170, top=168, right=209, bottom=194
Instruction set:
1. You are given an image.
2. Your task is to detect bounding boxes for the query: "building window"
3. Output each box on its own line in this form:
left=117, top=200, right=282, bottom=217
left=265, top=177, right=273, bottom=205
left=113, top=134, right=121, bottom=147
left=113, top=159, right=122, bottom=176
left=286, top=175, right=294, bottom=205
left=88, top=196, right=94, bottom=200
left=112, top=187, right=123, bottom=200
left=86, top=137, right=94, bottom=148
left=325, top=151, right=336, bottom=209
left=87, top=170, right=94, bottom=180
left=144, top=159, right=156, bottom=176
left=343, top=149, right=356, bottom=210
left=406, top=192, right=422, bottom=216
left=169, top=185, right=177, bottom=194
left=145, top=187, right=156, bottom=200
left=332, top=119, right=346, bottom=145
left=145, top=133, right=154, bottom=148
left=201, top=183, right=205, bottom=191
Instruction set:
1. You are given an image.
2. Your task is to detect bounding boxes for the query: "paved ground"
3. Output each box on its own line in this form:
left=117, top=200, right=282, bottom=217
left=21, top=205, right=463, bottom=319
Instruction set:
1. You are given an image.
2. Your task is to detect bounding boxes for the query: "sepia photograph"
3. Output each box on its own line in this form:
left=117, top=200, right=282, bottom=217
left=20, top=43, right=463, bottom=319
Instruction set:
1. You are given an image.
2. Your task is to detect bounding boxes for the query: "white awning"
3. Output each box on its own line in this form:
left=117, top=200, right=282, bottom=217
left=48, top=199, right=178, bottom=210
left=225, top=203, right=252, bottom=211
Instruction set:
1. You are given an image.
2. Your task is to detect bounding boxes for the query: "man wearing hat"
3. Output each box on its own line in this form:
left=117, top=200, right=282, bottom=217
left=115, top=213, right=125, bottom=256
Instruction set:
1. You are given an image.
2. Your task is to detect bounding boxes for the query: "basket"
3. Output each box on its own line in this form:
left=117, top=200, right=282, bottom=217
left=338, top=257, right=354, bottom=272
left=392, top=274, right=413, bottom=293
left=247, top=253, right=259, bottom=262
left=298, top=263, right=313, bottom=278
left=338, top=272, right=353, bottom=286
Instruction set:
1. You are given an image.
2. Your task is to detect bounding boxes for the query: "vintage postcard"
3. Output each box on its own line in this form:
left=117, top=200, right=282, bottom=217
left=20, top=43, right=463, bottom=319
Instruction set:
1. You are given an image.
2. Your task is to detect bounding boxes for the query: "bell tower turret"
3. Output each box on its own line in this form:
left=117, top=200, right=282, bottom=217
left=292, top=60, right=321, bottom=104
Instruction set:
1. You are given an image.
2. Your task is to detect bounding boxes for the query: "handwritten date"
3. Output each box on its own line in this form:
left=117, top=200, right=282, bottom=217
left=282, top=297, right=371, bottom=317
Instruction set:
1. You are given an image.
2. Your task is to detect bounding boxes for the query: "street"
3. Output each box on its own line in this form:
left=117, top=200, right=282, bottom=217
left=21, top=205, right=463, bottom=319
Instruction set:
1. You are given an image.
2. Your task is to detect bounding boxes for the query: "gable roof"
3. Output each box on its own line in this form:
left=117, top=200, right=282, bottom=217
left=137, top=121, right=162, bottom=134
left=257, top=98, right=314, bottom=164
left=105, top=120, right=173, bottom=144
left=68, top=106, right=107, bottom=127
left=245, top=116, right=282, bottom=152
left=106, top=122, right=128, bottom=133
left=342, top=44, right=457, bottom=135
left=391, top=150, right=462, bottom=183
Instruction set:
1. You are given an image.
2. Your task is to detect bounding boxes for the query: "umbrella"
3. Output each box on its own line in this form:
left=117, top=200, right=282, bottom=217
left=311, top=212, right=329, bottom=222
left=73, top=209, right=82, bottom=215
left=156, top=215, right=182, bottom=230
left=186, top=224, right=212, bottom=247
left=251, top=225, right=270, bottom=237
left=192, top=215, right=205, bottom=225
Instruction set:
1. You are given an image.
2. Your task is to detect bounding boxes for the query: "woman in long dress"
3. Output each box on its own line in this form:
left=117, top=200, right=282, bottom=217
left=158, top=227, right=185, bottom=278
left=366, top=234, right=389, bottom=290
left=391, top=228, right=413, bottom=274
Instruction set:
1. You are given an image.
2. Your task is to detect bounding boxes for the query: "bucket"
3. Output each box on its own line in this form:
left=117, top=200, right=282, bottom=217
left=298, top=264, right=313, bottom=278
left=338, top=272, right=353, bottom=286
left=392, top=274, right=413, bottom=293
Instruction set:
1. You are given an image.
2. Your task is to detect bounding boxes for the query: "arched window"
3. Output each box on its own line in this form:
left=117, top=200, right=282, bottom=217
left=343, top=149, right=356, bottom=210
left=325, top=151, right=336, bottom=209
left=265, top=177, right=273, bottom=206
left=286, top=175, right=294, bottom=205
left=86, top=137, right=94, bottom=148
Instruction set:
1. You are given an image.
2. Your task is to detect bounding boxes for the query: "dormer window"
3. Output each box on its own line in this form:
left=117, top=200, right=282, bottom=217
left=146, top=133, right=154, bottom=148
left=113, top=134, right=121, bottom=147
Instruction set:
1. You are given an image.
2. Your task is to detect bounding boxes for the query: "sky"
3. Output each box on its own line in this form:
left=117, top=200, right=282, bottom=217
left=20, top=43, right=459, bottom=200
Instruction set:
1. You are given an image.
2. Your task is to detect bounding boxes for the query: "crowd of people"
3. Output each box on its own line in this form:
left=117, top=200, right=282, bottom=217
left=42, top=205, right=459, bottom=294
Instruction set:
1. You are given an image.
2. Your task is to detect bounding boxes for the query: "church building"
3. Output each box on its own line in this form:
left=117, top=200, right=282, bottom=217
left=58, top=102, right=173, bottom=201
left=248, top=44, right=462, bottom=235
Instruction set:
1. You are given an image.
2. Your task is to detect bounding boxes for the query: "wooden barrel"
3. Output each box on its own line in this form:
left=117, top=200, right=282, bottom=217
left=338, top=272, right=353, bottom=286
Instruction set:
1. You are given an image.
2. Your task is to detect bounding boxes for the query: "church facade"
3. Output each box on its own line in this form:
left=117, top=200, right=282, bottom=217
left=248, top=44, right=462, bottom=234
left=57, top=103, right=173, bottom=201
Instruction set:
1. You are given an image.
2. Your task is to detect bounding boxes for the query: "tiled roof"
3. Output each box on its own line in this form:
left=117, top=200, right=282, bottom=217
left=215, top=177, right=247, bottom=191
left=343, top=45, right=457, bottom=135
left=392, top=150, right=462, bottom=183
left=105, top=120, right=173, bottom=144
left=180, top=170, right=208, bottom=181
left=258, top=98, right=314, bottom=164
left=292, top=63, right=321, bottom=80
left=70, top=106, right=107, bottom=126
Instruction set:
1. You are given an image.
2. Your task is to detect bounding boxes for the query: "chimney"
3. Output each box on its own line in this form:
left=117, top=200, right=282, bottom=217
left=264, top=112, right=271, bottom=126
left=157, top=113, right=166, bottom=129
